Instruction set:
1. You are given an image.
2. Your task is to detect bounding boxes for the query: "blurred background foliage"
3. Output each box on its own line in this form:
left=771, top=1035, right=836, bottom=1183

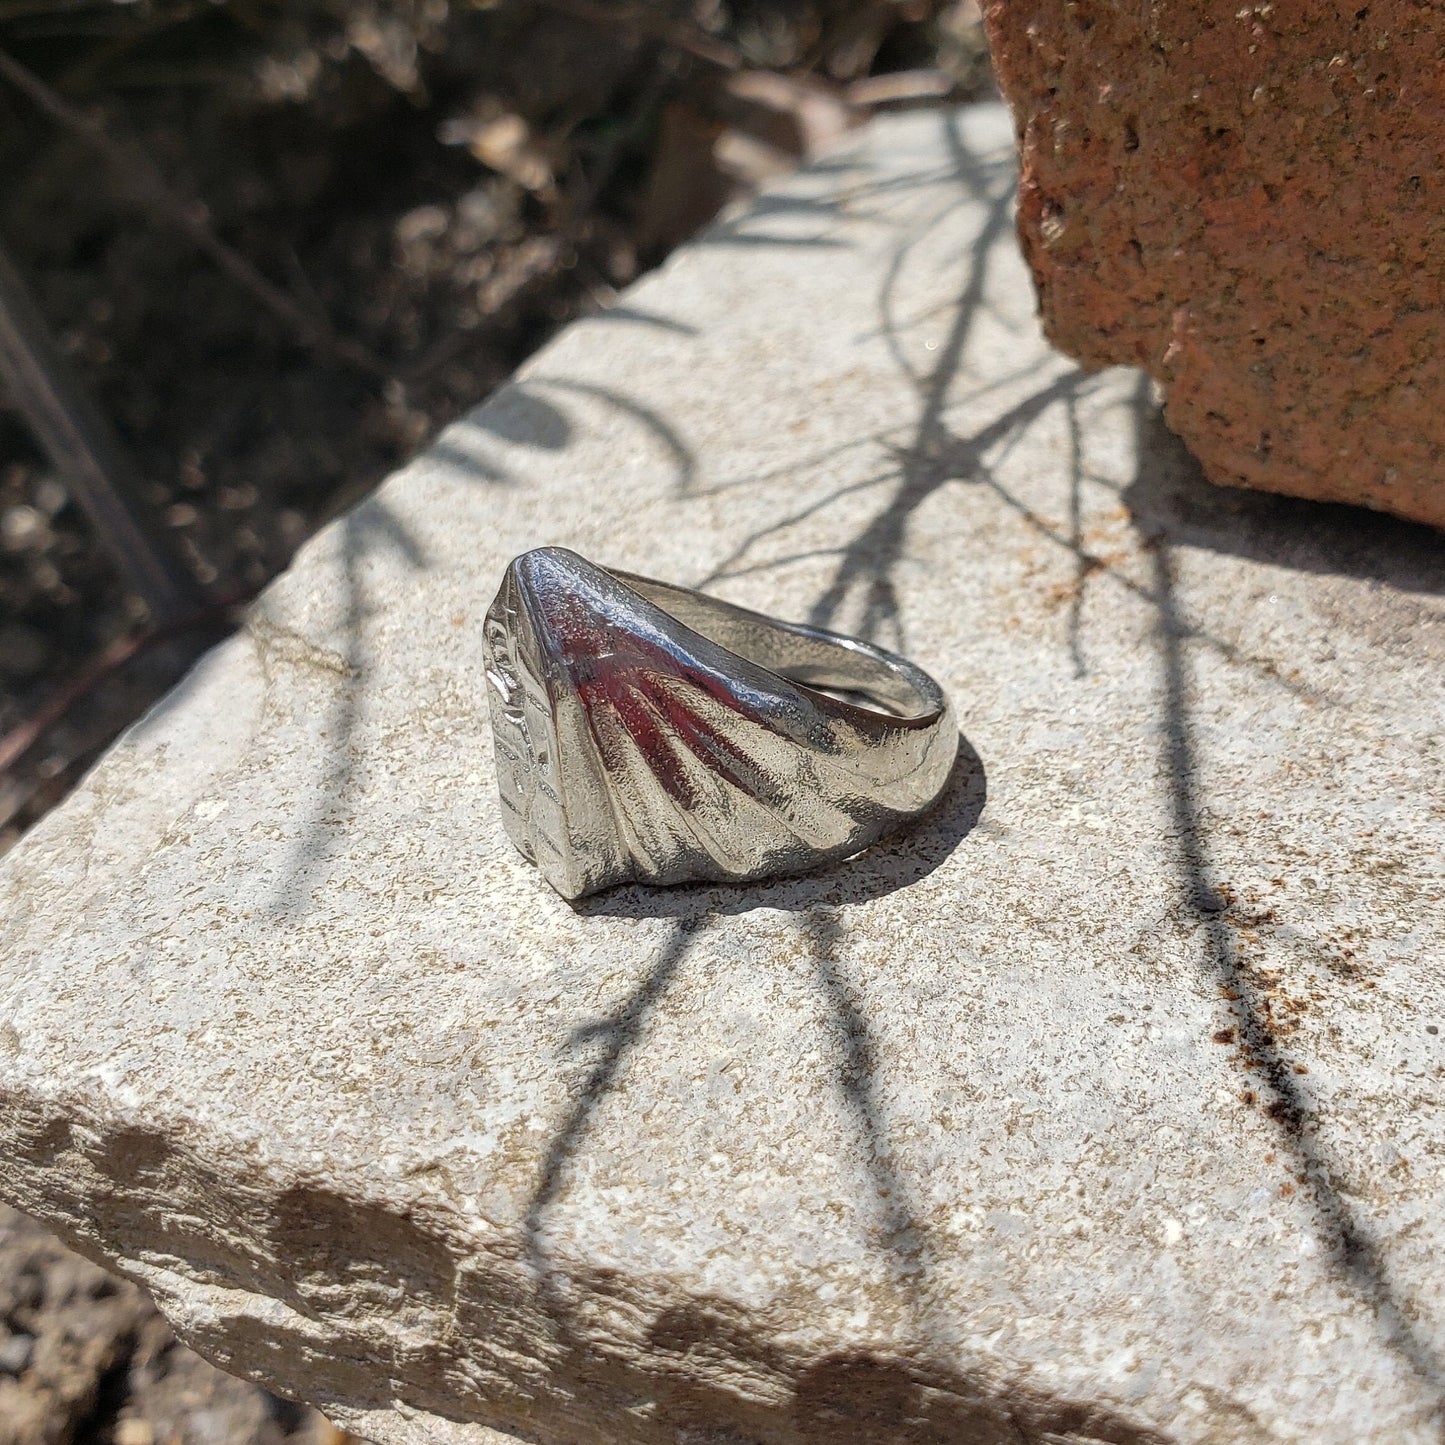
left=0, top=0, right=989, bottom=849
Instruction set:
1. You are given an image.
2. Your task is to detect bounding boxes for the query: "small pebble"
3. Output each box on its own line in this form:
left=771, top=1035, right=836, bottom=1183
left=32, top=476, right=69, bottom=517
left=394, top=203, right=449, bottom=246
left=0, top=1331, right=35, bottom=1375
left=217, top=484, right=258, bottom=511
left=2, top=505, right=46, bottom=550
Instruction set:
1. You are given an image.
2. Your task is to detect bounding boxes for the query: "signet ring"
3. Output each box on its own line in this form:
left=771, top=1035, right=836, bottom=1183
left=483, top=547, right=957, bottom=899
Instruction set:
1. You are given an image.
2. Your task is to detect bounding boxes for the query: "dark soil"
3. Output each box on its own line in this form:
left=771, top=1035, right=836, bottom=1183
left=0, top=1204, right=345, bottom=1445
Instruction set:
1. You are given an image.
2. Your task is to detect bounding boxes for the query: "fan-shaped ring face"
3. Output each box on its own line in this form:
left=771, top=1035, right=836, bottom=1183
left=483, top=548, right=957, bottom=900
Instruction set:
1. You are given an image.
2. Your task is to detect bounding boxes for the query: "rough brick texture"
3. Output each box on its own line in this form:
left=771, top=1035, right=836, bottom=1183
left=984, top=1, right=1445, bottom=529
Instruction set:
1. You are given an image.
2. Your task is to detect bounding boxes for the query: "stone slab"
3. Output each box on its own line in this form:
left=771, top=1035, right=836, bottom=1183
left=2, top=104, right=1444, bottom=1444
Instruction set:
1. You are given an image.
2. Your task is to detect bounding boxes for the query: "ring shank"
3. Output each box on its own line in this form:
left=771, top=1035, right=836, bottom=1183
left=615, top=571, right=944, bottom=723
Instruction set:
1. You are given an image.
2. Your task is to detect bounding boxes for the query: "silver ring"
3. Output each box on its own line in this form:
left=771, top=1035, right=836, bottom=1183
left=483, top=548, right=957, bottom=900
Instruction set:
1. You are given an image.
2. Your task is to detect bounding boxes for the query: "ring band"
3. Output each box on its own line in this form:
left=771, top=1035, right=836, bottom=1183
left=483, top=547, right=957, bottom=899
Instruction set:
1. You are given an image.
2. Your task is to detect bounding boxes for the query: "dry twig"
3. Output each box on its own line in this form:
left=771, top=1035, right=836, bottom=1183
left=0, top=242, right=203, bottom=623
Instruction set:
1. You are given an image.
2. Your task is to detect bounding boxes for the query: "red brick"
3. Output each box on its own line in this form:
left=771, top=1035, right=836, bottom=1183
left=984, top=1, right=1445, bottom=529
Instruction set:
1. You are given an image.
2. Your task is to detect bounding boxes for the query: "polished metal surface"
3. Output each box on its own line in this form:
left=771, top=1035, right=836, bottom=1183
left=483, top=547, right=957, bottom=899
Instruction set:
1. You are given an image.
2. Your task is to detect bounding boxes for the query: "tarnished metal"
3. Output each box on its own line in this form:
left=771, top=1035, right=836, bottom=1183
left=483, top=547, right=957, bottom=899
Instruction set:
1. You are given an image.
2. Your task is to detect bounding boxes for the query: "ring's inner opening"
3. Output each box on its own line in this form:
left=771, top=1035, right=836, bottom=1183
left=623, top=575, right=936, bottom=720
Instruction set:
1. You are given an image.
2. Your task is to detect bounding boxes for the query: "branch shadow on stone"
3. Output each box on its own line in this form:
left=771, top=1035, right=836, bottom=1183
left=1130, top=381, right=1445, bottom=1419
left=263, top=380, right=663, bottom=921
left=519, top=827, right=1173, bottom=1445
left=695, top=109, right=1065, bottom=660
left=434, top=373, right=700, bottom=496
left=262, top=500, right=424, bottom=917
left=501, top=114, right=1179, bottom=1445
left=424, top=385, right=571, bottom=484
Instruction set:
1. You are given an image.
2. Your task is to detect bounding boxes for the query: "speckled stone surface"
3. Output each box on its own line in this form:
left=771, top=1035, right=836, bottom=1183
left=983, top=1, right=1445, bottom=530
left=2, top=105, right=1444, bottom=1445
